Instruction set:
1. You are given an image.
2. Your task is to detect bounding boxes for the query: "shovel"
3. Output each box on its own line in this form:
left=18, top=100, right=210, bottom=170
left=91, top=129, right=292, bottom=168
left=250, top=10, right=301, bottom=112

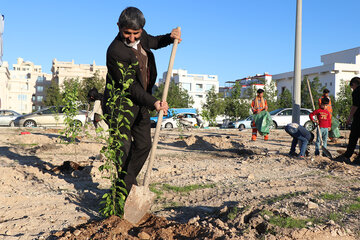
left=306, top=78, right=333, bottom=159
left=123, top=27, right=181, bottom=225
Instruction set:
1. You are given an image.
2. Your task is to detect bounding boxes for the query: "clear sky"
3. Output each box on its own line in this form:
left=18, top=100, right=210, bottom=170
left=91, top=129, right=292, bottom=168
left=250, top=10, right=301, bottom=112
left=1, top=0, right=360, bottom=86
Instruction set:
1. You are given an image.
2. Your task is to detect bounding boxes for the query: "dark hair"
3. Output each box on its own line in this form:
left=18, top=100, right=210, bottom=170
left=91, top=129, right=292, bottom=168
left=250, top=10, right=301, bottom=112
left=323, top=88, right=329, bottom=94
left=257, top=88, right=264, bottom=94
left=321, top=97, right=329, bottom=105
left=118, top=7, right=145, bottom=30
left=350, top=77, right=360, bottom=86
left=87, top=87, right=103, bottom=102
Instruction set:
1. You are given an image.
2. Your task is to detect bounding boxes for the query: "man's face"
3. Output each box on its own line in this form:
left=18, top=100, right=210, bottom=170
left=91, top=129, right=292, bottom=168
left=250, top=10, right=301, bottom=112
left=258, top=92, right=264, bottom=98
left=324, top=93, right=329, bottom=97
left=120, top=27, right=142, bottom=44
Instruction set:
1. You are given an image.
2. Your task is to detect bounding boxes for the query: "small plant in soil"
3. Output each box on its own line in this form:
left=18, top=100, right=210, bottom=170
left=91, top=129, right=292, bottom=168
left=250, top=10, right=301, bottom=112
left=60, top=80, right=82, bottom=144
left=98, top=62, right=136, bottom=217
left=149, top=183, right=164, bottom=199
left=162, top=183, right=216, bottom=193
left=264, top=191, right=307, bottom=205
left=319, top=192, right=343, bottom=201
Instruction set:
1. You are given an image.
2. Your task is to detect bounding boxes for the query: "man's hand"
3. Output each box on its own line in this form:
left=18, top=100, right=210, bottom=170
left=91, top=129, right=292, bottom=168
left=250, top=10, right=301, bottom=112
left=170, top=28, right=182, bottom=43
left=154, top=100, right=169, bottom=115
left=328, top=127, right=331, bottom=131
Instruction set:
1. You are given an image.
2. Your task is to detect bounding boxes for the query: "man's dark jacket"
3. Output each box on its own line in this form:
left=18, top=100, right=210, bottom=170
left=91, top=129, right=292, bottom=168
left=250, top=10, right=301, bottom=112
left=103, top=30, right=173, bottom=117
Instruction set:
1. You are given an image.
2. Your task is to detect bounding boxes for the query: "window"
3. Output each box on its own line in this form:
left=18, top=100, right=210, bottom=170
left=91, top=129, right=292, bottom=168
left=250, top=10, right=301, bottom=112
left=37, top=96, right=43, bottom=102
left=281, top=87, right=286, bottom=93
left=182, top=83, right=191, bottom=92
left=32, top=95, right=36, bottom=101
left=37, top=76, right=44, bottom=82
left=330, top=82, right=332, bottom=86
left=37, top=86, right=44, bottom=92
left=18, top=95, right=27, bottom=101
left=195, top=94, right=203, bottom=98
left=195, top=84, right=203, bottom=91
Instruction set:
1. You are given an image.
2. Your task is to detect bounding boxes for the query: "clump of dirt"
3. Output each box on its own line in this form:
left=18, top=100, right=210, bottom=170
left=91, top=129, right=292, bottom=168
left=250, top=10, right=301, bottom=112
left=181, top=135, right=234, bottom=151
left=50, top=214, right=210, bottom=240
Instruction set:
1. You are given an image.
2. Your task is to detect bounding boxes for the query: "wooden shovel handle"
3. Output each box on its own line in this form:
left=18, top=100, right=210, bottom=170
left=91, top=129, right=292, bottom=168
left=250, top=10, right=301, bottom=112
left=306, top=78, right=324, bottom=145
left=143, top=27, right=181, bottom=187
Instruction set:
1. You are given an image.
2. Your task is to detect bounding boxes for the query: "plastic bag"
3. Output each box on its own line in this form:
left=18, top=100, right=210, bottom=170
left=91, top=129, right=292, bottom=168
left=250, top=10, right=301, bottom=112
left=329, top=118, right=341, bottom=138
left=253, top=111, right=272, bottom=135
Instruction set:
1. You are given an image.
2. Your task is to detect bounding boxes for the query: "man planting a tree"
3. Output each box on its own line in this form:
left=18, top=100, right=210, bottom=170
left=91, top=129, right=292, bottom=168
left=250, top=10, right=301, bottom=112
left=103, top=7, right=181, bottom=196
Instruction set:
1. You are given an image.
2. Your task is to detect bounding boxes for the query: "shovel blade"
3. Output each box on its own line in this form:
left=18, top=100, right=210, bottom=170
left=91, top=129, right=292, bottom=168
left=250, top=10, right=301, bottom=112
left=322, top=146, right=333, bottom=159
left=123, top=185, right=155, bottom=225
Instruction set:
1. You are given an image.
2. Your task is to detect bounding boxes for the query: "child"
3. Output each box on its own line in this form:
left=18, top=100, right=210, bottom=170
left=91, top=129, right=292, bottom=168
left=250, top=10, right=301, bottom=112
left=285, top=123, right=314, bottom=158
left=309, top=97, right=331, bottom=156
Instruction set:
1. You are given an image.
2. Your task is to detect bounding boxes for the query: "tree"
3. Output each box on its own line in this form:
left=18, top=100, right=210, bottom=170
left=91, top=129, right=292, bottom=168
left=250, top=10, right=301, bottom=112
left=44, top=80, right=62, bottom=107
left=278, top=88, right=292, bottom=108
left=153, top=81, right=194, bottom=108
left=301, top=76, right=323, bottom=109
left=201, top=86, right=225, bottom=125
left=264, top=80, right=278, bottom=111
left=333, top=80, right=352, bottom=122
left=224, top=82, right=250, bottom=120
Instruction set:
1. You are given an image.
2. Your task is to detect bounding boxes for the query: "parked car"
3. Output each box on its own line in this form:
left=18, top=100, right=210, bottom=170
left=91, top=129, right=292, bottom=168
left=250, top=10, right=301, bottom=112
left=14, top=106, right=87, bottom=128
left=150, top=108, right=197, bottom=128
left=161, top=112, right=202, bottom=129
left=270, top=108, right=315, bottom=131
left=234, top=115, right=253, bottom=130
left=0, top=110, right=21, bottom=127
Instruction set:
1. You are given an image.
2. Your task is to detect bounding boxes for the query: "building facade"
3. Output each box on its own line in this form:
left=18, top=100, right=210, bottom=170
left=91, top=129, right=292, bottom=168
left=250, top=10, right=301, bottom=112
left=5, top=58, right=41, bottom=113
left=158, top=69, right=219, bottom=111
left=273, top=47, right=360, bottom=99
left=0, top=61, right=10, bottom=109
left=52, top=59, right=107, bottom=88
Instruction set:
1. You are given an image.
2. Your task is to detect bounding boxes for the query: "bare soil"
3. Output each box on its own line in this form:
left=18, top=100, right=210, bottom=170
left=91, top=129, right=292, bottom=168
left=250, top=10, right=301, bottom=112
left=0, top=127, right=359, bottom=239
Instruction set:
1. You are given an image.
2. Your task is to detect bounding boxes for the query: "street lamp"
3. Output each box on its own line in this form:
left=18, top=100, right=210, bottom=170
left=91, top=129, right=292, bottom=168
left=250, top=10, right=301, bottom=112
left=292, top=0, right=302, bottom=124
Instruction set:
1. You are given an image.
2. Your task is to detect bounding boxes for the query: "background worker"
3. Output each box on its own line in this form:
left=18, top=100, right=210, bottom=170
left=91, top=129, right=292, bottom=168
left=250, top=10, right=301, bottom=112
left=336, top=77, right=360, bottom=165
left=87, top=87, right=108, bottom=134
left=309, top=97, right=331, bottom=156
left=285, top=123, right=314, bottom=158
left=103, top=7, right=181, bottom=194
left=251, top=89, right=268, bottom=141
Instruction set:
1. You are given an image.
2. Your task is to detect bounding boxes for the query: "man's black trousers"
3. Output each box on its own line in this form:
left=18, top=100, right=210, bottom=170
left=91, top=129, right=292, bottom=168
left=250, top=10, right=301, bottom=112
left=112, top=106, right=152, bottom=194
left=344, top=119, right=360, bottom=158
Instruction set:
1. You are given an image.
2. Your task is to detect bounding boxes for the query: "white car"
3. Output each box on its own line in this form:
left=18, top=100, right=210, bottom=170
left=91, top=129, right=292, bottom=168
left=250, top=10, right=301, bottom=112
left=234, top=116, right=253, bottom=130
left=270, top=108, right=314, bottom=131
left=14, top=106, right=87, bottom=128
left=0, top=110, right=21, bottom=127
left=161, top=112, right=201, bottom=129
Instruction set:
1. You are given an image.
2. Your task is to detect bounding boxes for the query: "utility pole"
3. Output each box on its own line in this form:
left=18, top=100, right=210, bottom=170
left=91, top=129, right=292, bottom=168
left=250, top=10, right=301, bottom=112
left=292, top=0, right=302, bottom=124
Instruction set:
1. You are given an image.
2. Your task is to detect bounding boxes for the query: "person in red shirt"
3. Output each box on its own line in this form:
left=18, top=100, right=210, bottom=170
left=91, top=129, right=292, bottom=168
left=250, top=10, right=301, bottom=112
left=309, top=97, right=331, bottom=156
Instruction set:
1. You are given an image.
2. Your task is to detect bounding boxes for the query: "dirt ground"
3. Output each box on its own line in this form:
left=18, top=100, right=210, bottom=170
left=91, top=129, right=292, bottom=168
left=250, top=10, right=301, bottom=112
left=0, top=126, right=359, bottom=239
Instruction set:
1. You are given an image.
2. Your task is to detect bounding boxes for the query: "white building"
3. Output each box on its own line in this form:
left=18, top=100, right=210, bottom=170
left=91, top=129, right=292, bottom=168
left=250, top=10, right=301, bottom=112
left=0, top=61, right=10, bottom=109
left=52, top=59, right=107, bottom=88
left=273, top=47, right=360, bottom=99
left=4, top=58, right=42, bottom=113
left=158, top=69, right=219, bottom=111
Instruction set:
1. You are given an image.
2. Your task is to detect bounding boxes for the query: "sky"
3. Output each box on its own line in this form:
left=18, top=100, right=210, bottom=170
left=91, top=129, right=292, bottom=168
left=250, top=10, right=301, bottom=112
left=1, top=0, right=360, bottom=87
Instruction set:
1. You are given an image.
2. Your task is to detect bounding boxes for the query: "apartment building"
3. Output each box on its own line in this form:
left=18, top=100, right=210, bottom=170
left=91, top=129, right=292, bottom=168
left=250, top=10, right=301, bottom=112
left=32, top=72, right=53, bottom=111
left=158, top=69, right=219, bottom=111
left=273, top=47, right=360, bottom=99
left=4, top=58, right=42, bottom=113
left=52, top=59, right=107, bottom=88
left=0, top=61, right=10, bottom=109
left=221, top=73, right=272, bottom=99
